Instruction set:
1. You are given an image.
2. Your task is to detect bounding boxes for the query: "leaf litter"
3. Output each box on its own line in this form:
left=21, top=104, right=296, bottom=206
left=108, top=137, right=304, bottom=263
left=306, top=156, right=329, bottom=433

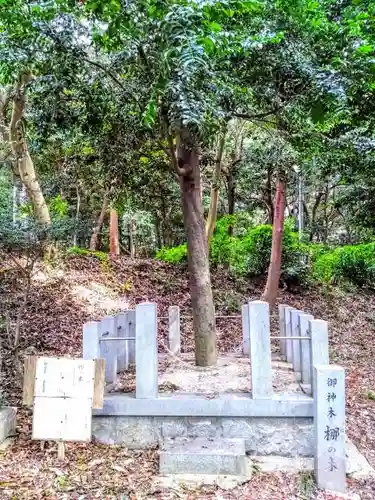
left=0, top=255, right=374, bottom=498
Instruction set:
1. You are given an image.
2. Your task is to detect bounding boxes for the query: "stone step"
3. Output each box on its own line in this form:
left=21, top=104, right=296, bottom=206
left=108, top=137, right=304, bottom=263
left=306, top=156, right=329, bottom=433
left=159, top=437, right=247, bottom=476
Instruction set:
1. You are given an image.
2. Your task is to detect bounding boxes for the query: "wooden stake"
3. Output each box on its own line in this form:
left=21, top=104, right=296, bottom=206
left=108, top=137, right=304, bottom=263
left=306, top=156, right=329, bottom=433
left=57, top=441, right=65, bottom=460
left=23, top=356, right=37, bottom=406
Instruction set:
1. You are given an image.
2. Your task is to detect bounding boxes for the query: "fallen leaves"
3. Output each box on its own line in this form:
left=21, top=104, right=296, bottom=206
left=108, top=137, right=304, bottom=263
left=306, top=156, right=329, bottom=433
left=1, top=255, right=375, bottom=498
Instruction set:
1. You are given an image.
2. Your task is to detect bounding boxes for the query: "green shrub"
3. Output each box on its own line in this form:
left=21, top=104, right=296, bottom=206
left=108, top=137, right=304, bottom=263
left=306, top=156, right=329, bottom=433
left=155, top=244, right=187, bottom=263
left=67, top=246, right=109, bottom=262
left=314, top=242, right=375, bottom=288
left=210, top=216, right=238, bottom=266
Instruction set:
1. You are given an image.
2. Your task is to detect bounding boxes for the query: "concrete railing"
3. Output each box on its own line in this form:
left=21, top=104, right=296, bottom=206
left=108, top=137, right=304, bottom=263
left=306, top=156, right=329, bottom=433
left=85, top=301, right=345, bottom=493
left=82, top=300, right=330, bottom=395
left=83, top=309, right=136, bottom=384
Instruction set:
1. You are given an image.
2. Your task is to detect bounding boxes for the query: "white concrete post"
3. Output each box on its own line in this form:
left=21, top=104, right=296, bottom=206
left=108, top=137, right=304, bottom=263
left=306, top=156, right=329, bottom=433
left=242, top=304, right=250, bottom=356
left=249, top=300, right=273, bottom=398
left=168, top=306, right=181, bottom=354
left=136, top=302, right=158, bottom=399
left=310, top=319, right=329, bottom=395
left=299, top=314, right=314, bottom=386
left=100, top=316, right=118, bottom=384
left=284, top=306, right=294, bottom=363
left=127, top=309, right=136, bottom=364
left=82, top=321, right=101, bottom=359
left=116, top=312, right=129, bottom=372
left=278, top=304, right=288, bottom=359
left=314, top=365, right=346, bottom=493
left=290, top=309, right=303, bottom=380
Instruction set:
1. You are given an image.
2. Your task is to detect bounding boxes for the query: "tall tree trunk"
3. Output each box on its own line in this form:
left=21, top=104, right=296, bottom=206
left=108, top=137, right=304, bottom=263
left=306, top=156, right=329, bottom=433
left=129, top=218, right=136, bottom=259
left=90, top=191, right=109, bottom=251
left=263, top=173, right=286, bottom=307
left=109, top=208, right=120, bottom=256
left=227, top=170, right=236, bottom=236
left=265, top=167, right=274, bottom=224
left=73, top=185, right=81, bottom=246
left=309, top=192, right=324, bottom=242
left=206, top=132, right=226, bottom=243
left=176, top=131, right=216, bottom=367
left=9, top=73, right=51, bottom=224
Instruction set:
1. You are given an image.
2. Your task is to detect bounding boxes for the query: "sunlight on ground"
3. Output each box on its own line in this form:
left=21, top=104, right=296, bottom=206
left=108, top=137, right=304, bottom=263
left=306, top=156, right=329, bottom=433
left=71, top=282, right=129, bottom=314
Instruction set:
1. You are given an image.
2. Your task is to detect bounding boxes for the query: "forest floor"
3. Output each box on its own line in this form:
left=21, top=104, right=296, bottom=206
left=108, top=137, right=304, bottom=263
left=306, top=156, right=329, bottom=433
left=0, top=254, right=374, bottom=499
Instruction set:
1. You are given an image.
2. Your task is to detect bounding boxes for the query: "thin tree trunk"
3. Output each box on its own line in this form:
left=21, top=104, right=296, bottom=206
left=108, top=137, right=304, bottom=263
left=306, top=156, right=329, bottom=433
left=109, top=208, right=120, bottom=256
left=129, top=218, right=136, bottom=259
left=177, top=131, right=216, bottom=367
left=226, top=170, right=236, bottom=236
left=90, top=191, right=109, bottom=251
left=73, top=185, right=81, bottom=247
left=206, top=132, right=226, bottom=243
left=309, top=192, right=323, bottom=242
left=263, top=173, right=286, bottom=307
left=265, top=167, right=274, bottom=224
left=9, top=73, right=51, bottom=224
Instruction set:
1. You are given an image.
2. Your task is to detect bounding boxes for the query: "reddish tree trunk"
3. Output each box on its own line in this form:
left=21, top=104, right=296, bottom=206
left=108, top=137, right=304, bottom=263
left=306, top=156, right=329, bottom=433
left=109, top=209, right=120, bottom=256
left=90, top=192, right=109, bottom=251
left=177, top=131, right=217, bottom=367
left=263, top=174, right=286, bottom=307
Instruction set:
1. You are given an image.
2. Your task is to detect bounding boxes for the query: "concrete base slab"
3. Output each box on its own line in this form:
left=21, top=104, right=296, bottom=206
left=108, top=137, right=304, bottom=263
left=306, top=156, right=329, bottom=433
left=250, top=455, right=314, bottom=472
left=248, top=440, right=375, bottom=479
left=160, top=438, right=247, bottom=476
left=0, top=438, right=15, bottom=451
left=0, top=408, right=16, bottom=444
left=156, top=473, right=250, bottom=491
left=346, top=440, right=375, bottom=479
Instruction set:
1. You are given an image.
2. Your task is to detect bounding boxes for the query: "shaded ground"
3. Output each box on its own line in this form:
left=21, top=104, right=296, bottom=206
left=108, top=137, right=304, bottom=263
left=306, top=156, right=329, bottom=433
left=0, top=255, right=374, bottom=498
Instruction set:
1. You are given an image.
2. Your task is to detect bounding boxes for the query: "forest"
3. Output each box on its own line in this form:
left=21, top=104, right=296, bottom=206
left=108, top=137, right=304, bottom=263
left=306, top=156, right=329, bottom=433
left=0, top=1, right=375, bottom=498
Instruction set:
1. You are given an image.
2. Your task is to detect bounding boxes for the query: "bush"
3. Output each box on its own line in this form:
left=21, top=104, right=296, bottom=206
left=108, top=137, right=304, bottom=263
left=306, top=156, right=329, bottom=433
left=156, top=215, right=312, bottom=286
left=155, top=244, right=187, bottom=263
left=66, top=246, right=109, bottom=262
left=210, top=216, right=238, bottom=266
left=314, top=242, right=375, bottom=288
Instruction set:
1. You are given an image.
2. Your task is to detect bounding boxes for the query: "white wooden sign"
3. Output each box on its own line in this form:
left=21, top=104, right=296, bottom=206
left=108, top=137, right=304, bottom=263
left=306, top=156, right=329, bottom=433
left=31, top=357, right=95, bottom=442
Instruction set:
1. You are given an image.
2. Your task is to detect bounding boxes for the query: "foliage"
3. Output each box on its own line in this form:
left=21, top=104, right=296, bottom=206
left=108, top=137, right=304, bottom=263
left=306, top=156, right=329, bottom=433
left=157, top=215, right=312, bottom=285
left=314, top=242, right=375, bottom=289
left=66, top=246, right=109, bottom=263
left=155, top=244, right=187, bottom=264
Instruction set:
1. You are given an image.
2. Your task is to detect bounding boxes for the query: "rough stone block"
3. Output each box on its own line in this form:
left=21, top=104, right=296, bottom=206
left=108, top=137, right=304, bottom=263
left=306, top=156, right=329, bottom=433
left=159, top=438, right=247, bottom=476
left=221, top=418, right=314, bottom=457
left=187, top=419, right=218, bottom=438
left=92, top=416, right=159, bottom=448
left=0, top=407, right=16, bottom=443
left=161, top=420, right=187, bottom=439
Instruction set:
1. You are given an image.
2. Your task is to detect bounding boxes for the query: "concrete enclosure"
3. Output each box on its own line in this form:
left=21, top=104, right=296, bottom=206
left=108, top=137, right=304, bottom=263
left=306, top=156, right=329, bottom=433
left=83, top=300, right=347, bottom=491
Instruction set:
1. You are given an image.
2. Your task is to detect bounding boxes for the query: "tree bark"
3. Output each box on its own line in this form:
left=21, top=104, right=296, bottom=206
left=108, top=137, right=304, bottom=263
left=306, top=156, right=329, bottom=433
left=265, top=167, right=274, bottom=224
left=206, top=131, right=226, bottom=243
left=309, top=191, right=324, bottom=241
left=73, top=185, right=81, bottom=246
left=109, top=209, right=120, bottom=256
left=177, top=131, right=216, bottom=367
left=129, top=218, right=136, bottom=259
left=90, top=191, right=109, bottom=250
left=9, top=73, right=51, bottom=224
left=263, top=173, right=286, bottom=307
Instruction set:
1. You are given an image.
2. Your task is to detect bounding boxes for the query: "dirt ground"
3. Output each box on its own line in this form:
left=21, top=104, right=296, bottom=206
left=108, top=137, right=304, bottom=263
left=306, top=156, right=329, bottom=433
left=0, top=255, right=374, bottom=499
